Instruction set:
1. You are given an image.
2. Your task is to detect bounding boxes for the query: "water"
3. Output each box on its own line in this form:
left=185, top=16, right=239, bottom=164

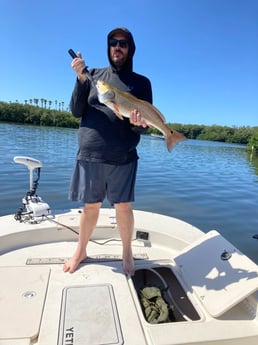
left=1, top=123, right=258, bottom=263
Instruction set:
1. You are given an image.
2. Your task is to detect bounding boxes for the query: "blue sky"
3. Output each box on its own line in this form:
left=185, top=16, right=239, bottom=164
left=0, top=0, right=257, bottom=127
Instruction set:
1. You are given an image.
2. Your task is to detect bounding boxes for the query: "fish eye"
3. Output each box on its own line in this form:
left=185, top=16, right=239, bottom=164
left=106, top=91, right=115, bottom=98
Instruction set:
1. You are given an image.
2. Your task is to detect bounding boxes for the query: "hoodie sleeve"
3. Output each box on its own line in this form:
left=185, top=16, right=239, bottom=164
left=70, top=78, right=90, bottom=118
left=140, top=76, right=153, bottom=104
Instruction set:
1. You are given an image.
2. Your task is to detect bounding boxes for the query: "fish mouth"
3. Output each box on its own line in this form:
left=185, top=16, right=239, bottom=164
left=96, top=81, right=115, bottom=100
left=96, top=81, right=108, bottom=93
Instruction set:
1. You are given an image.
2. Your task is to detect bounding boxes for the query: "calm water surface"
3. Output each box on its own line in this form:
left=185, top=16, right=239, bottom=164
left=1, top=123, right=258, bottom=263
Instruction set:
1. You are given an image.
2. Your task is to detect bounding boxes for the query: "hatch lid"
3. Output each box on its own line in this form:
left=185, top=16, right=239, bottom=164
left=0, top=266, right=50, bottom=339
left=58, top=284, right=123, bottom=345
left=174, top=230, right=258, bottom=317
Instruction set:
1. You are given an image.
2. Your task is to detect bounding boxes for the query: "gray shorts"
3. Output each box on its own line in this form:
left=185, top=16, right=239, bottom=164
left=69, top=160, right=138, bottom=204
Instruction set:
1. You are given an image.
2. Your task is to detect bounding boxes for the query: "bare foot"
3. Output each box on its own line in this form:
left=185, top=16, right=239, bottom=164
left=123, top=254, right=135, bottom=276
left=63, top=253, right=86, bottom=273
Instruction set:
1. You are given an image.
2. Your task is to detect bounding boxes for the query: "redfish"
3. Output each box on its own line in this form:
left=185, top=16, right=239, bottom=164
left=96, top=80, right=186, bottom=152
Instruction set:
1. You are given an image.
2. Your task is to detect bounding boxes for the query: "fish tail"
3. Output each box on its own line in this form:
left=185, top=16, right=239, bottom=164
left=166, top=130, right=186, bottom=152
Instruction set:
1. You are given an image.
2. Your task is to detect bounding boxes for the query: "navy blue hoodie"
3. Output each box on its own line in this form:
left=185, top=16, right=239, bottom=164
left=70, top=27, right=153, bottom=165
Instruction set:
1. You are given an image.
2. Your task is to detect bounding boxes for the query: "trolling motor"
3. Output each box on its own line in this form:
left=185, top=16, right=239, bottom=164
left=14, top=156, right=51, bottom=222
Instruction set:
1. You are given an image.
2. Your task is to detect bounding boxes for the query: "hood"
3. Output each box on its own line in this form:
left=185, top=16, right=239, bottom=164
left=107, top=27, right=136, bottom=72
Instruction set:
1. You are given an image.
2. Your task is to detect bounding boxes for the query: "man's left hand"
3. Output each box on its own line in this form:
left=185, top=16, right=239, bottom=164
left=129, top=109, right=147, bottom=127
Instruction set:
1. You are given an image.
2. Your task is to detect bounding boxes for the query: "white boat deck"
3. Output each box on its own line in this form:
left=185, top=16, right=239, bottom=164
left=1, top=209, right=258, bottom=345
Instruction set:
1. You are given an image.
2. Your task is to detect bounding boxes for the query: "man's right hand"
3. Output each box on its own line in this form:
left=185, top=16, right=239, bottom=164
left=71, top=52, right=88, bottom=83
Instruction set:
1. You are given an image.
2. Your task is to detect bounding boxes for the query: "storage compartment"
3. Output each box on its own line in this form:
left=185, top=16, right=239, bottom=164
left=0, top=266, right=50, bottom=340
left=132, top=266, right=201, bottom=323
left=58, top=284, right=123, bottom=345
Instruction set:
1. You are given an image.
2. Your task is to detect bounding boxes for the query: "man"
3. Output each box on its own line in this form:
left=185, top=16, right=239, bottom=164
left=63, top=27, right=152, bottom=276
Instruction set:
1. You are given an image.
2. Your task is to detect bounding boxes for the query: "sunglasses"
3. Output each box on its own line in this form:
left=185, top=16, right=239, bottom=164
left=108, top=38, right=129, bottom=48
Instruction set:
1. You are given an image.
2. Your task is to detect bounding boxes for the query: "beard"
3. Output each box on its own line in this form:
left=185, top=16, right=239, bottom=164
left=110, top=49, right=128, bottom=69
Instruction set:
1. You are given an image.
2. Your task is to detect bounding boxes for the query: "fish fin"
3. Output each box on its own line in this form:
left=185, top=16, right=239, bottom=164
left=166, top=129, right=187, bottom=152
left=112, top=102, right=124, bottom=120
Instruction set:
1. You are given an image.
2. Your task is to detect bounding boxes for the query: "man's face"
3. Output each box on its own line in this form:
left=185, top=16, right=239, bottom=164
left=109, top=34, right=129, bottom=69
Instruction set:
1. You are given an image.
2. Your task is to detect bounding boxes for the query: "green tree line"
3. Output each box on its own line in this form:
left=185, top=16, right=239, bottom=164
left=0, top=100, right=257, bottom=153
left=146, top=123, right=257, bottom=153
left=0, top=101, right=79, bottom=128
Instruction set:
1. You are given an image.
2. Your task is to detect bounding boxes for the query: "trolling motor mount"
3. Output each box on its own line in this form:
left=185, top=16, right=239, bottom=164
left=13, top=156, right=51, bottom=222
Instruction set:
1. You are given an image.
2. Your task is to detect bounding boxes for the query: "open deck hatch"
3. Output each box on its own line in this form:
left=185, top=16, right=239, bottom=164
left=175, top=230, right=258, bottom=317
left=132, top=230, right=258, bottom=323
left=133, top=266, right=201, bottom=323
